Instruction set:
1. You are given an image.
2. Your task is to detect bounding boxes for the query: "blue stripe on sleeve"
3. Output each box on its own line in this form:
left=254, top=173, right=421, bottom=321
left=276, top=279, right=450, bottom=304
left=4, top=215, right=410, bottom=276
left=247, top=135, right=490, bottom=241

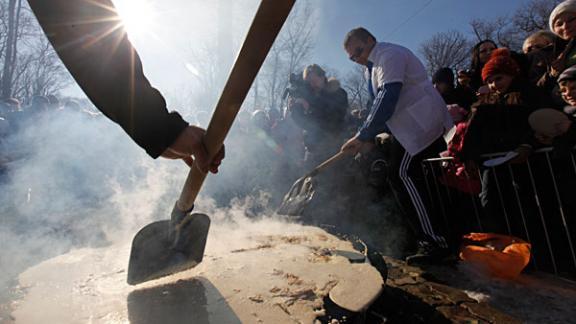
left=357, top=82, right=403, bottom=142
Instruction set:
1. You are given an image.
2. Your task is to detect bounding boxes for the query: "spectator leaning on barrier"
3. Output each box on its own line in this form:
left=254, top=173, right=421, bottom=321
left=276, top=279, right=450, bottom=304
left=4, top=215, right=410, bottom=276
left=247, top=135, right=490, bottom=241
left=528, top=66, right=576, bottom=156
left=459, top=49, right=555, bottom=232
left=341, top=27, right=454, bottom=265
left=460, top=49, right=552, bottom=163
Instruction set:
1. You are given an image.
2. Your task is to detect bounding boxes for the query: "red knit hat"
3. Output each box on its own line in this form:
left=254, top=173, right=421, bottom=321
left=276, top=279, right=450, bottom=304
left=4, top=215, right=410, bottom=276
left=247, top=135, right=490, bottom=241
left=481, top=48, right=520, bottom=82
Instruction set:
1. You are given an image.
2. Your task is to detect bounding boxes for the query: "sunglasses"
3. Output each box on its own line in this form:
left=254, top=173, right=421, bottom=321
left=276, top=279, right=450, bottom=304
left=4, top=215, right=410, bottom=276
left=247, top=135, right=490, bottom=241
left=349, top=46, right=364, bottom=62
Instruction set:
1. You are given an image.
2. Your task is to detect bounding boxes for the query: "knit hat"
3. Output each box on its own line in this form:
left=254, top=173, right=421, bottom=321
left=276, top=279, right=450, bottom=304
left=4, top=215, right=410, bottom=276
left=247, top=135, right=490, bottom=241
left=432, top=67, right=454, bottom=86
left=558, top=65, right=576, bottom=83
left=549, top=0, right=576, bottom=33
left=481, top=48, right=520, bottom=82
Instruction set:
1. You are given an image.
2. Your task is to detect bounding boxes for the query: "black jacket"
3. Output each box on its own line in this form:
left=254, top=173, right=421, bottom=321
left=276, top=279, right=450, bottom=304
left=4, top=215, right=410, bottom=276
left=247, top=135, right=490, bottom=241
left=290, top=78, right=348, bottom=153
left=28, top=0, right=188, bottom=158
left=443, top=86, right=477, bottom=111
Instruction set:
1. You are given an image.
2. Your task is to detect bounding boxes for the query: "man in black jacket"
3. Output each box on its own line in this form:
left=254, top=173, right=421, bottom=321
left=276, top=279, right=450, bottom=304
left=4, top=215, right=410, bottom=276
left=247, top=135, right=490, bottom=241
left=28, top=0, right=224, bottom=173
left=288, top=64, right=348, bottom=166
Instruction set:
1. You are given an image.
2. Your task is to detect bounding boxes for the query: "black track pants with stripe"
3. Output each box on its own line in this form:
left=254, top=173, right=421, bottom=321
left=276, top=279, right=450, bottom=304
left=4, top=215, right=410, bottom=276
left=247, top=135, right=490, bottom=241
left=387, top=135, right=449, bottom=248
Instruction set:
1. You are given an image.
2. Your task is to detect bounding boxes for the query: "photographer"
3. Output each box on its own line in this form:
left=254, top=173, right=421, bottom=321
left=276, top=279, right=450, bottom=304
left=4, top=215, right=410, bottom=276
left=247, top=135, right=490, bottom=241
left=287, top=64, right=349, bottom=166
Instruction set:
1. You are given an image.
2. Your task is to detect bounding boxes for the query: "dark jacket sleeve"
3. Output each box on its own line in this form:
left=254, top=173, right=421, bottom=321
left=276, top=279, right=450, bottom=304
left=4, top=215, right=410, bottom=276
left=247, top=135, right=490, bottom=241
left=28, top=0, right=188, bottom=158
left=357, top=82, right=402, bottom=142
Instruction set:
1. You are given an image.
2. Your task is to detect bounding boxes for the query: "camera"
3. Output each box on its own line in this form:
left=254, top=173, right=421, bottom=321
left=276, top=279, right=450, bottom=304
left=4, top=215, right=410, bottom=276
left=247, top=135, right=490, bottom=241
left=283, top=73, right=313, bottom=111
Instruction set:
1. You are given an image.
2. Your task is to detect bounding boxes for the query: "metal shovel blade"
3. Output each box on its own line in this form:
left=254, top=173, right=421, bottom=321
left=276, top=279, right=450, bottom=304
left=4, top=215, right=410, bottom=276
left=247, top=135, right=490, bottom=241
left=127, top=214, right=210, bottom=285
left=277, top=176, right=316, bottom=216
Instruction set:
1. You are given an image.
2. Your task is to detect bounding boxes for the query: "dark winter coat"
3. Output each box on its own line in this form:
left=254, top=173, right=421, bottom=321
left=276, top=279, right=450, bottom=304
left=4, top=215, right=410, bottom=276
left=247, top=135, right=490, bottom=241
left=442, top=86, right=477, bottom=111
left=290, top=78, right=349, bottom=155
left=459, top=80, right=551, bottom=162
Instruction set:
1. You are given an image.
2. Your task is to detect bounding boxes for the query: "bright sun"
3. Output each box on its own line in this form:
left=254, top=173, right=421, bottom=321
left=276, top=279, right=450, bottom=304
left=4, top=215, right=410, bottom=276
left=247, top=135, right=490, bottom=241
left=114, top=0, right=157, bottom=37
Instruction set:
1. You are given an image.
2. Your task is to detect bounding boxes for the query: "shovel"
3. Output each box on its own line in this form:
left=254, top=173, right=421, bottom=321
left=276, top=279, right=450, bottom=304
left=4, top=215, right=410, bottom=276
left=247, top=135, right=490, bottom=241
left=277, top=151, right=347, bottom=216
left=127, top=0, right=296, bottom=285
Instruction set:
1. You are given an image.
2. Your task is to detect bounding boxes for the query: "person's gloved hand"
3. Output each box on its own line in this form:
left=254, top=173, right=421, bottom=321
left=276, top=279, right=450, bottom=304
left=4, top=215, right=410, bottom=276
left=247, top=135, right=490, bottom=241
left=161, top=125, right=225, bottom=173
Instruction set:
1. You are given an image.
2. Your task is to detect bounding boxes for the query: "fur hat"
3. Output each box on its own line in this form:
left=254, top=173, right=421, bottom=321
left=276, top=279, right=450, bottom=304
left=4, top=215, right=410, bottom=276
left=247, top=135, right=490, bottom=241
left=549, top=0, right=576, bottom=33
left=481, top=48, right=520, bottom=82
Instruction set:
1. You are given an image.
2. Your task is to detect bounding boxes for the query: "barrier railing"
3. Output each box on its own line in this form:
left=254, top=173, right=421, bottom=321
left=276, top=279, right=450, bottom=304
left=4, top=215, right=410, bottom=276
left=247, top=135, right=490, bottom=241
left=421, top=148, right=576, bottom=281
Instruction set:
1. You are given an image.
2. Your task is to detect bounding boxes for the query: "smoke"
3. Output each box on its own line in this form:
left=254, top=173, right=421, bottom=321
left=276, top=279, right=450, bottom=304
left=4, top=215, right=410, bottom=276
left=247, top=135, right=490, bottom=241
left=0, top=106, right=184, bottom=297
left=0, top=101, right=297, bottom=298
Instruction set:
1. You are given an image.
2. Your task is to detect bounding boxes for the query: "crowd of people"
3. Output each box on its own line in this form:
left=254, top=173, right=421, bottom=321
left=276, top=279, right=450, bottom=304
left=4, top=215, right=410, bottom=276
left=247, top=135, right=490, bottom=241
left=432, top=1, right=576, bottom=270
left=3, top=0, right=576, bottom=274
left=233, top=1, right=576, bottom=268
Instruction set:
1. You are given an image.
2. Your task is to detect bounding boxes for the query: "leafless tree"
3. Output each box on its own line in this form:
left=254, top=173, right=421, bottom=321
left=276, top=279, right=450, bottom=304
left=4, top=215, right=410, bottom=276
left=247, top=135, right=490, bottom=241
left=469, top=16, right=521, bottom=50
left=259, top=45, right=285, bottom=112
left=13, top=39, right=71, bottom=99
left=278, top=3, right=315, bottom=75
left=184, top=1, right=242, bottom=114
left=0, top=0, right=72, bottom=101
left=419, top=30, right=471, bottom=76
left=342, top=65, right=369, bottom=111
left=1, top=0, right=23, bottom=98
left=513, top=0, right=562, bottom=34
left=257, top=1, right=317, bottom=112
left=469, top=0, right=562, bottom=51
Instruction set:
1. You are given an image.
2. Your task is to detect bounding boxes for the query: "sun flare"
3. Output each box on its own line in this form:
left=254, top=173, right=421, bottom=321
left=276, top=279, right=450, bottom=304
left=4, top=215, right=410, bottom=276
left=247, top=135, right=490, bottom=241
left=114, top=0, right=157, bottom=37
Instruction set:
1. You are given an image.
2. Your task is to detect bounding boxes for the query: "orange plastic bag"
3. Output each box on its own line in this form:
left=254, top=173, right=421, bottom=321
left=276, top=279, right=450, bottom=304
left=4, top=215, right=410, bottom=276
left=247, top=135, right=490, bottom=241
left=459, top=233, right=531, bottom=279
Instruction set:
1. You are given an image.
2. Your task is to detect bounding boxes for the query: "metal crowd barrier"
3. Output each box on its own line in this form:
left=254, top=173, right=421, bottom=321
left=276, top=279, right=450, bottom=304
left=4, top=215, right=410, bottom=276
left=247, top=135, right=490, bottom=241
left=421, top=148, right=576, bottom=281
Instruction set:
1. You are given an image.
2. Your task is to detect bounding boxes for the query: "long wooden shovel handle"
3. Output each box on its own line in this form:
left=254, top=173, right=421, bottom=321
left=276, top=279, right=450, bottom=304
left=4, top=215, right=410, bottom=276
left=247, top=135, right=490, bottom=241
left=307, top=151, right=348, bottom=177
left=176, top=0, right=296, bottom=212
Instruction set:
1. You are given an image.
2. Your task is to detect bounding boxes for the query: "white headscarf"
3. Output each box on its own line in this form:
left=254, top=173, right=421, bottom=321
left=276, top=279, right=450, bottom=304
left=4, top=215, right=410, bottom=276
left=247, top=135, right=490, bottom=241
left=549, top=0, right=576, bottom=34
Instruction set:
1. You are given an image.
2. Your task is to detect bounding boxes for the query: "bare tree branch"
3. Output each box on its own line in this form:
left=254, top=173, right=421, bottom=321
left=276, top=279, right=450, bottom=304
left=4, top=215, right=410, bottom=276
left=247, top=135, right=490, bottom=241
left=419, top=30, right=471, bottom=76
left=258, top=0, right=317, bottom=112
left=341, top=65, right=368, bottom=111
